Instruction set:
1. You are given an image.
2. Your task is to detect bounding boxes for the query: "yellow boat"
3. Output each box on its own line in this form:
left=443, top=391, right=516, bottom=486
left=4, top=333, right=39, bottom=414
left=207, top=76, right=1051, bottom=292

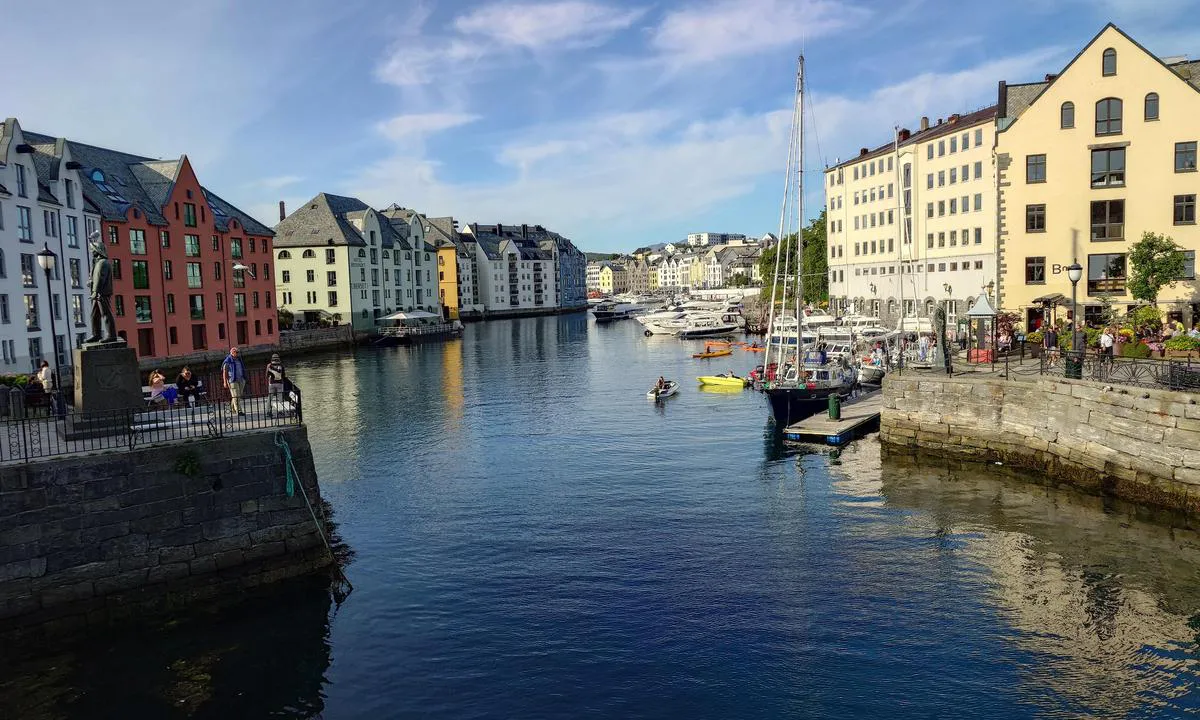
left=692, top=349, right=733, bottom=359
left=697, top=375, right=748, bottom=388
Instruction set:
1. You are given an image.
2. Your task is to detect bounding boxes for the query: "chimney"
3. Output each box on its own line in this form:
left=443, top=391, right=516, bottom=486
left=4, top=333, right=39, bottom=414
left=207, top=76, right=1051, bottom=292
left=920, top=116, right=929, bottom=131
left=898, top=128, right=911, bottom=141
left=496, top=223, right=503, bottom=235
left=949, top=113, right=961, bottom=124
left=1044, top=73, right=1057, bottom=82
left=998, top=81, right=1008, bottom=118
left=278, top=201, right=286, bottom=221
left=522, top=223, right=528, bottom=238
left=859, top=147, right=869, bottom=156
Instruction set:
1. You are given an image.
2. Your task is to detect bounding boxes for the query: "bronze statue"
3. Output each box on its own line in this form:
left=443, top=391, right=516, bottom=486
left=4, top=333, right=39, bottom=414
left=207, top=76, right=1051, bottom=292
left=84, top=233, right=119, bottom=345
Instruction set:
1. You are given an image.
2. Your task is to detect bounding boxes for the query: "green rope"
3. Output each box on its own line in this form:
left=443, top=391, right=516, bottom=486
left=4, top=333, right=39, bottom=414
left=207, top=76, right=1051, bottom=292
left=276, top=432, right=297, bottom=497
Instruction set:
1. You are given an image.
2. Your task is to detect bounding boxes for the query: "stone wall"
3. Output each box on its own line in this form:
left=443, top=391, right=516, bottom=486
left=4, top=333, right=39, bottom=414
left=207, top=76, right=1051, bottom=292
left=0, top=426, right=330, bottom=641
left=880, top=375, right=1200, bottom=514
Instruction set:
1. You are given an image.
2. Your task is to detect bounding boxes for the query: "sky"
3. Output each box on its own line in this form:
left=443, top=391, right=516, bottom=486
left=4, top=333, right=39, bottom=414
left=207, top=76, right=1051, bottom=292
left=3, top=0, right=1199, bottom=252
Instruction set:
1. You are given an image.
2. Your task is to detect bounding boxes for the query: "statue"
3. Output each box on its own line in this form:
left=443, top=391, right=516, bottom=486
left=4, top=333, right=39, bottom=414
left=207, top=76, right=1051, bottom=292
left=84, top=233, right=120, bottom=345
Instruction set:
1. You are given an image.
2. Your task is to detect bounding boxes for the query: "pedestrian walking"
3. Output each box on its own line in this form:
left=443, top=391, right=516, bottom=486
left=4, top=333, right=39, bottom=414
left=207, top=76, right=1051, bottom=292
left=222, top=346, right=247, bottom=416
left=266, top=353, right=286, bottom=417
left=1043, top=326, right=1059, bottom=362
left=37, top=360, right=58, bottom=416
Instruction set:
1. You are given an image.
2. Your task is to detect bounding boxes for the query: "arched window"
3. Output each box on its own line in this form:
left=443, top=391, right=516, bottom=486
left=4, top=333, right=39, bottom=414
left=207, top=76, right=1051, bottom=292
left=301, top=249, right=316, bottom=258
left=1095, top=98, right=1122, bottom=136
left=1060, top=101, right=1075, bottom=129
left=277, top=250, right=291, bottom=259
left=1102, top=48, right=1117, bottom=76
left=1145, top=92, right=1159, bottom=121
left=358, top=249, right=366, bottom=258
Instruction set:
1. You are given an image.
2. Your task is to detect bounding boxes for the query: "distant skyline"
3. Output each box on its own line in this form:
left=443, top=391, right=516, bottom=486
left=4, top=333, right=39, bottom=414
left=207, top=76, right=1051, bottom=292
left=4, top=0, right=1199, bottom=252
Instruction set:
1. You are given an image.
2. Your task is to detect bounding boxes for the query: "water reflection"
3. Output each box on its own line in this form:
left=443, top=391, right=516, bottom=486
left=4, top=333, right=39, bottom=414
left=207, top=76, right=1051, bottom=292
left=836, top=442, right=1200, bottom=717
left=0, top=577, right=333, bottom=719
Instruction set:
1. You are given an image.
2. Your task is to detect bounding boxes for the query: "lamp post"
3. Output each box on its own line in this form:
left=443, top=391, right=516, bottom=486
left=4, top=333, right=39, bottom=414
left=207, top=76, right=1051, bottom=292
left=1067, top=258, right=1083, bottom=351
left=35, top=243, right=61, bottom=416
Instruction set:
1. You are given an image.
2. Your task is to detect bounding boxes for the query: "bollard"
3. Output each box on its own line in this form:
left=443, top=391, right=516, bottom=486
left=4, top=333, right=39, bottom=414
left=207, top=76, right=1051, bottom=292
left=828, top=393, right=841, bottom=421
left=9, top=386, right=25, bottom=419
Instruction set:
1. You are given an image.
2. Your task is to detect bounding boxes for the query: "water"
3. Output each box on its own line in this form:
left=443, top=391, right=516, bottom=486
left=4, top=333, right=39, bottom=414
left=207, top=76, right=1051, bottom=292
left=5, top=314, right=1200, bottom=718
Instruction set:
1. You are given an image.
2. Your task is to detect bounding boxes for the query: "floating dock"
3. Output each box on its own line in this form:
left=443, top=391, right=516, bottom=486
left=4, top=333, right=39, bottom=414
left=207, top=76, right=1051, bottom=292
left=782, top=392, right=883, bottom=446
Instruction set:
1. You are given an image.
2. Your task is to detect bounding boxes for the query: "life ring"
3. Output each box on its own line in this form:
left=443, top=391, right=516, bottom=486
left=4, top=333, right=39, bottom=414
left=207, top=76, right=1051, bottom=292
left=644, top=329, right=652, bottom=337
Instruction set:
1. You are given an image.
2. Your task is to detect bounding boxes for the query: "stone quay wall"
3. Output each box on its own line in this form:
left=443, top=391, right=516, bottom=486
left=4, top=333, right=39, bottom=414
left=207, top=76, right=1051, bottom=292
left=0, top=426, right=330, bottom=642
left=880, top=375, right=1200, bottom=514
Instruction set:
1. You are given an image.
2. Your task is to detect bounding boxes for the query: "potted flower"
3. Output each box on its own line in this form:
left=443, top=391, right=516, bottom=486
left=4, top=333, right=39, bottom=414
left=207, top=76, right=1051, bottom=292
left=1027, top=330, right=1043, bottom=358
left=1165, top=334, right=1200, bottom=359
left=1115, top=327, right=1134, bottom=356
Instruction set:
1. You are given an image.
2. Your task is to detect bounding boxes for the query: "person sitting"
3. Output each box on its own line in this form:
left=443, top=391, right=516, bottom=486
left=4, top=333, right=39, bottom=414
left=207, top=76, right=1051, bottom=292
left=656, top=376, right=666, bottom=391
left=148, top=370, right=167, bottom=407
left=175, top=366, right=199, bottom=406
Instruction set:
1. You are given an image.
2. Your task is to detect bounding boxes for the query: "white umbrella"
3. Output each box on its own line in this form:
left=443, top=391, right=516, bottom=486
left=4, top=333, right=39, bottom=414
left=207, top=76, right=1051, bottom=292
left=383, top=310, right=439, bottom=321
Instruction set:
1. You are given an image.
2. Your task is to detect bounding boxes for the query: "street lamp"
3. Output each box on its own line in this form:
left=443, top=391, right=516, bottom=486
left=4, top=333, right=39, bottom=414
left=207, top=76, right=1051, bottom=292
left=1067, top=259, right=1083, bottom=352
left=35, top=243, right=61, bottom=416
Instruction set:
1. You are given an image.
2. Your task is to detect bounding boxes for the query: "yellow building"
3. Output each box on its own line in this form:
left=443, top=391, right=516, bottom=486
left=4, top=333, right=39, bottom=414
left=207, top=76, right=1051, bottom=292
left=997, top=24, right=1200, bottom=329
left=598, top=263, right=629, bottom=294
left=436, top=243, right=460, bottom=320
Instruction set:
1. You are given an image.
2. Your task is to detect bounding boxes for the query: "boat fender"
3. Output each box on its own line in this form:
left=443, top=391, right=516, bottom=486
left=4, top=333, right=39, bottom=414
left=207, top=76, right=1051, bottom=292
left=644, top=329, right=652, bottom=337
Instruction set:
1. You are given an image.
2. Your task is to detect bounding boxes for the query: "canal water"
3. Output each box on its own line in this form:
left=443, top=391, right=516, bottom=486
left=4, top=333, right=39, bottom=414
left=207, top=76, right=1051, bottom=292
left=4, top=314, right=1200, bottom=718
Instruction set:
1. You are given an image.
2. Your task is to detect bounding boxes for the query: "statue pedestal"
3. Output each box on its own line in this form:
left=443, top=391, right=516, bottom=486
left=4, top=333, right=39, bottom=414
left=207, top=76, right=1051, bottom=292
left=62, top=344, right=144, bottom=440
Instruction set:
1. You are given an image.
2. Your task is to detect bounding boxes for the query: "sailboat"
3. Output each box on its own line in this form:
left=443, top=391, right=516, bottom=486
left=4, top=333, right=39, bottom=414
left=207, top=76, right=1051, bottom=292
left=762, top=56, right=856, bottom=426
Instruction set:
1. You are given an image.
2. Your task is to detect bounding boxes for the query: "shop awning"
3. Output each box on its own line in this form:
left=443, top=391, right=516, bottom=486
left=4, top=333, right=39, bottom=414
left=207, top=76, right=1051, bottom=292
left=383, top=310, right=439, bottom=321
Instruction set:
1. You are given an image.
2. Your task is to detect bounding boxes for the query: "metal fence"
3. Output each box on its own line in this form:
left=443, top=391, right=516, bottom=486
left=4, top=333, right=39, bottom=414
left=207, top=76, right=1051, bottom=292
left=0, top=379, right=302, bottom=464
left=1037, top=350, right=1200, bottom=391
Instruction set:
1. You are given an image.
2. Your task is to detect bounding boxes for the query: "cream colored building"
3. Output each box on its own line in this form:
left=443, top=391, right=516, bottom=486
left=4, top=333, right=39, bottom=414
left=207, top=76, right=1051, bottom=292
left=825, top=107, right=998, bottom=328
left=598, top=263, right=629, bottom=294
left=996, top=23, right=1200, bottom=329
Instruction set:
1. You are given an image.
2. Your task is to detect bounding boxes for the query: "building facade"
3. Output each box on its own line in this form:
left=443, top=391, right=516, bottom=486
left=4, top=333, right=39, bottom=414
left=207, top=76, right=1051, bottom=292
left=466, top=225, right=559, bottom=313
left=996, top=24, right=1200, bottom=329
left=0, top=119, right=98, bottom=373
left=8, top=121, right=278, bottom=362
left=825, top=106, right=998, bottom=326
left=686, top=232, right=747, bottom=247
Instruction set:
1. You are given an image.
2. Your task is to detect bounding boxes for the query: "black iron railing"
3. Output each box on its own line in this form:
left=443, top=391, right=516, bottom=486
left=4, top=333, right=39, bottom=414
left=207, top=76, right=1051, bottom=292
left=0, top=379, right=302, bottom=464
left=1038, top=350, right=1200, bottom=391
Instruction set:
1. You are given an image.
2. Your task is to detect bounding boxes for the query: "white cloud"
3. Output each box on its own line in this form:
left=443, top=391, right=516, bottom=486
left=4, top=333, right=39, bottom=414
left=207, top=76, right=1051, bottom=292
left=376, top=113, right=481, bottom=140
left=454, top=1, right=645, bottom=48
left=652, top=0, right=872, bottom=66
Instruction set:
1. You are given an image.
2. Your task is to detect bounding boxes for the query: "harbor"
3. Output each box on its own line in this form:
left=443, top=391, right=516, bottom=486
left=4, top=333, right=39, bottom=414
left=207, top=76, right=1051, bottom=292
left=5, top=315, right=1200, bottom=717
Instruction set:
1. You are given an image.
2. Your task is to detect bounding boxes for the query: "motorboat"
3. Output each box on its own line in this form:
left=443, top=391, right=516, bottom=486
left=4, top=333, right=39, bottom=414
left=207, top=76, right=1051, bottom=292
left=591, top=301, right=644, bottom=322
left=697, top=374, right=748, bottom=388
left=677, top=316, right=739, bottom=339
left=767, top=315, right=817, bottom=347
left=647, top=380, right=679, bottom=400
left=801, top=312, right=838, bottom=329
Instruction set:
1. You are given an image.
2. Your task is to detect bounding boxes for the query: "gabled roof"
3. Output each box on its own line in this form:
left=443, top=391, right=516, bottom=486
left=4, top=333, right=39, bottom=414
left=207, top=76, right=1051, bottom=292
left=274, top=192, right=368, bottom=248
left=826, top=105, right=997, bottom=172
left=999, top=23, right=1200, bottom=131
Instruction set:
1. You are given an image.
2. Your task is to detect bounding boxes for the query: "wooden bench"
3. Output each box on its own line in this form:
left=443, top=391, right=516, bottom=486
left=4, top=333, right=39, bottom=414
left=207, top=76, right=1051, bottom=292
left=142, top=379, right=208, bottom=406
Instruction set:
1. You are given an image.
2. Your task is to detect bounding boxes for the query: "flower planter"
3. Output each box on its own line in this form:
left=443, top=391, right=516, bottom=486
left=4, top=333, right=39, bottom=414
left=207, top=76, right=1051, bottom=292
left=1165, top=349, right=1200, bottom=361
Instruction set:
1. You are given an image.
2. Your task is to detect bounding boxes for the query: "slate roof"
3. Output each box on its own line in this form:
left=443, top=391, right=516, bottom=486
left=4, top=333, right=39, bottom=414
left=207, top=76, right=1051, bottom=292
left=380, top=204, right=438, bottom=253
left=16, top=124, right=272, bottom=235
left=274, top=192, right=368, bottom=248
left=826, top=105, right=998, bottom=172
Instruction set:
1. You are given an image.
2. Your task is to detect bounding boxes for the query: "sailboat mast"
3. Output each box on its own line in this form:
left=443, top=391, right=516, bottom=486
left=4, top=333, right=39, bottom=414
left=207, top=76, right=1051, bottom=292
left=795, top=56, right=805, bottom=355
left=765, top=55, right=803, bottom=372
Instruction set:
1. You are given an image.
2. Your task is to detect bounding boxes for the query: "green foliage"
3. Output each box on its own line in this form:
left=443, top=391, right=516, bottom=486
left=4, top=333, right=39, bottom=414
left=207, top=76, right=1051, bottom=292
left=1120, top=342, right=1153, bottom=358
left=1092, top=294, right=1118, bottom=327
left=758, top=208, right=828, bottom=304
left=277, top=307, right=294, bottom=328
left=0, top=374, right=32, bottom=388
left=174, top=450, right=202, bottom=478
left=1125, top=304, right=1162, bottom=332
left=1128, top=231, right=1187, bottom=305
left=1165, top=335, right=1200, bottom=351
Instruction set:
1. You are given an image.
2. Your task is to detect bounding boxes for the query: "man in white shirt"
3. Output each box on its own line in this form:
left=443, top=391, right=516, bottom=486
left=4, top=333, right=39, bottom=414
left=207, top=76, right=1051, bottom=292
left=1100, top=326, right=1114, bottom=361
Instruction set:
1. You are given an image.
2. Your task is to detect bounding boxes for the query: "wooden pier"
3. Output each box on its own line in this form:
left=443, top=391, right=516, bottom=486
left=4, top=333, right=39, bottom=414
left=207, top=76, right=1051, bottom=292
left=782, top=391, right=883, bottom=446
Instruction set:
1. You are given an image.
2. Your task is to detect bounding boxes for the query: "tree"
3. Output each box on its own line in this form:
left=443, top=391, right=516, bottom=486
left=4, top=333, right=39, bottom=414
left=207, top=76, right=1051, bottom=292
left=1128, top=231, right=1187, bottom=306
left=757, top=208, right=828, bottom=305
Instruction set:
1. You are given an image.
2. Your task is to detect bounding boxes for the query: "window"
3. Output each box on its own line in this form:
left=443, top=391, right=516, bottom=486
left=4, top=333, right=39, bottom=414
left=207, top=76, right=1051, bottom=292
left=927, top=203, right=934, bottom=218
left=278, top=250, right=291, bottom=259
left=927, top=145, right=933, bottom=160
left=305, top=269, right=315, bottom=283
left=1095, top=98, right=1122, bottom=135
left=1183, top=251, right=1197, bottom=280
left=71, top=295, right=83, bottom=325
left=974, top=128, right=982, bottom=146
left=233, top=268, right=246, bottom=289
left=326, top=248, right=336, bottom=264
left=328, top=291, right=338, bottom=307
left=134, top=296, right=152, bottom=323
left=1088, top=253, right=1126, bottom=295
left=249, top=238, right=256, bottom=253
left=111, top=258, right=122, bottom=280
left=17, top=206, right=31, bottom=242
left=114, top=295, right=125, bottom=317
left=975, top=228, right=982, bottom=244
left=1102, top=48, right=1116, bottom=76
left=1175, top=141, right=1197, bottom=172
left=234, top=293, right=246, bottom=317
left=938, top=140, right=945, bottom=157
left=1026, top=204, right=1046, bottom=232
left=216, top=293, right=223, bottom=311
left=231, top=238, right=243, bottom=259
left=253, top=291, right=260, bottom=309
left=938, top=201, right=945, bottom=216
left=1061, top=101, right=1075, bottom=129
left=161, top=230, right=170, bottom=248
left=20, top=254, right=35, bottom=287
left=186, top=262, right=202, bottom=289
left=43, top=211, right=57, bottom=238
left=974, top=161, right=984, bottom=181
left=282, top=270, right=291, bottom=283
left=950, top=168, right=957, bottom=184
left=950, top=136, right=957, bottom=153
left=1090, top=200, right=1124, bottom=241
left=169, top=327, right=178, bottom=344
left=64, top=215, right=78, bottom=248
left=327, top=270, right=337, bottom=287
left=15, top=164, right=27, bottom=197
left=1175, top=194, right=1196, bottom=224
left=69, top=259, right=80, bottom=288
left=949, top=198, right=957, bottom=214
left=1026, top=154, right=1046, bottom=183
left=927, top=233, right=933, bottom=249
left=189, top=294, right=204, bottom=320
left=132, top=260, right=150, bottom=289
left=1145, top=93, right=1159, bottom=121
left=974, top=193, right=982, bottom=211
left=1026, top=257, right=1046, bottom=284
left=938, top=171, right=945, bottom=187
left=166, top=294, right=175, bottom=314
left=24, top=295, right=37, bottom=329
left=950, top=230, right=957, bottom=246
left=185, top=234, right=200, bottom=256
left=214, top=262, right=222, bottom=281
left=927, top=174, right=933, bottom=189
left=938, top=232, right=946, bottom=248
left=183, top=203, right=197, bottom=227
left=129, top=229, right=146, bottom=254
left=1091, top=148, right=1125, bottom=187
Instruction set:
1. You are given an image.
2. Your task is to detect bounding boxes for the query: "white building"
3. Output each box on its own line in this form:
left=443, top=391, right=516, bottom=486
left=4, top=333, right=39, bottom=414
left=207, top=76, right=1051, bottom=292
left=0, top=118, right=98, bottom=374
left=464, top=224, right=558, bottom=313
left=586, top=261, right=603, bottom=292
left=686, top=232, right=748, bottom=247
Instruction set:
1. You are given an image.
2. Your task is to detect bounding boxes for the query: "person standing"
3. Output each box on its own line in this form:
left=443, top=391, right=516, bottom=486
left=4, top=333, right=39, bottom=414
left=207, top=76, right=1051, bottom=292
left=37, top=360, right=57, bottom=416
left=1100, top=326, right=1115, bottom=362
left=1043, top=325, right=1059, bottom=362
left=222, top=346, right=247, bottom=416
left=266, top=353, right=286, bottom=417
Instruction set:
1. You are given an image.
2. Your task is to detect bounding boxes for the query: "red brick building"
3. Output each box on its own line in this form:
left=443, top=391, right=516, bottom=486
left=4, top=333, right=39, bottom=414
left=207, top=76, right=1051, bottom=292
left=35, top=137, right=278, bottom=360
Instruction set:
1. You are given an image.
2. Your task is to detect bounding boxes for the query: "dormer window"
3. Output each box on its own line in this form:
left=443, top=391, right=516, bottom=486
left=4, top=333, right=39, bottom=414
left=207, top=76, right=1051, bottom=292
left=90, top=169, right=127, bottom=204
left=1102, top=48, right=1116, bottom=76
left=15, top=164, right=27, bottom=197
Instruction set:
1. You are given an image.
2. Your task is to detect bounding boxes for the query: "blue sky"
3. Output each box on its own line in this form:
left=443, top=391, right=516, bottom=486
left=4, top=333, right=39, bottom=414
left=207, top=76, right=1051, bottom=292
left=3, top=0, right=1199, bottom=252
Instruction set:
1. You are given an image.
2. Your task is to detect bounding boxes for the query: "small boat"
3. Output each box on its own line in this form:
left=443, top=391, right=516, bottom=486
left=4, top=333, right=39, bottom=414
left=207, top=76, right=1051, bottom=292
left=693, top=349, right=733, bottom=359
left=697, top=375, right=747, bottom=388
left=744, top=344, right=765, bottom=353
left=647, top=380, right=679, bottom=400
